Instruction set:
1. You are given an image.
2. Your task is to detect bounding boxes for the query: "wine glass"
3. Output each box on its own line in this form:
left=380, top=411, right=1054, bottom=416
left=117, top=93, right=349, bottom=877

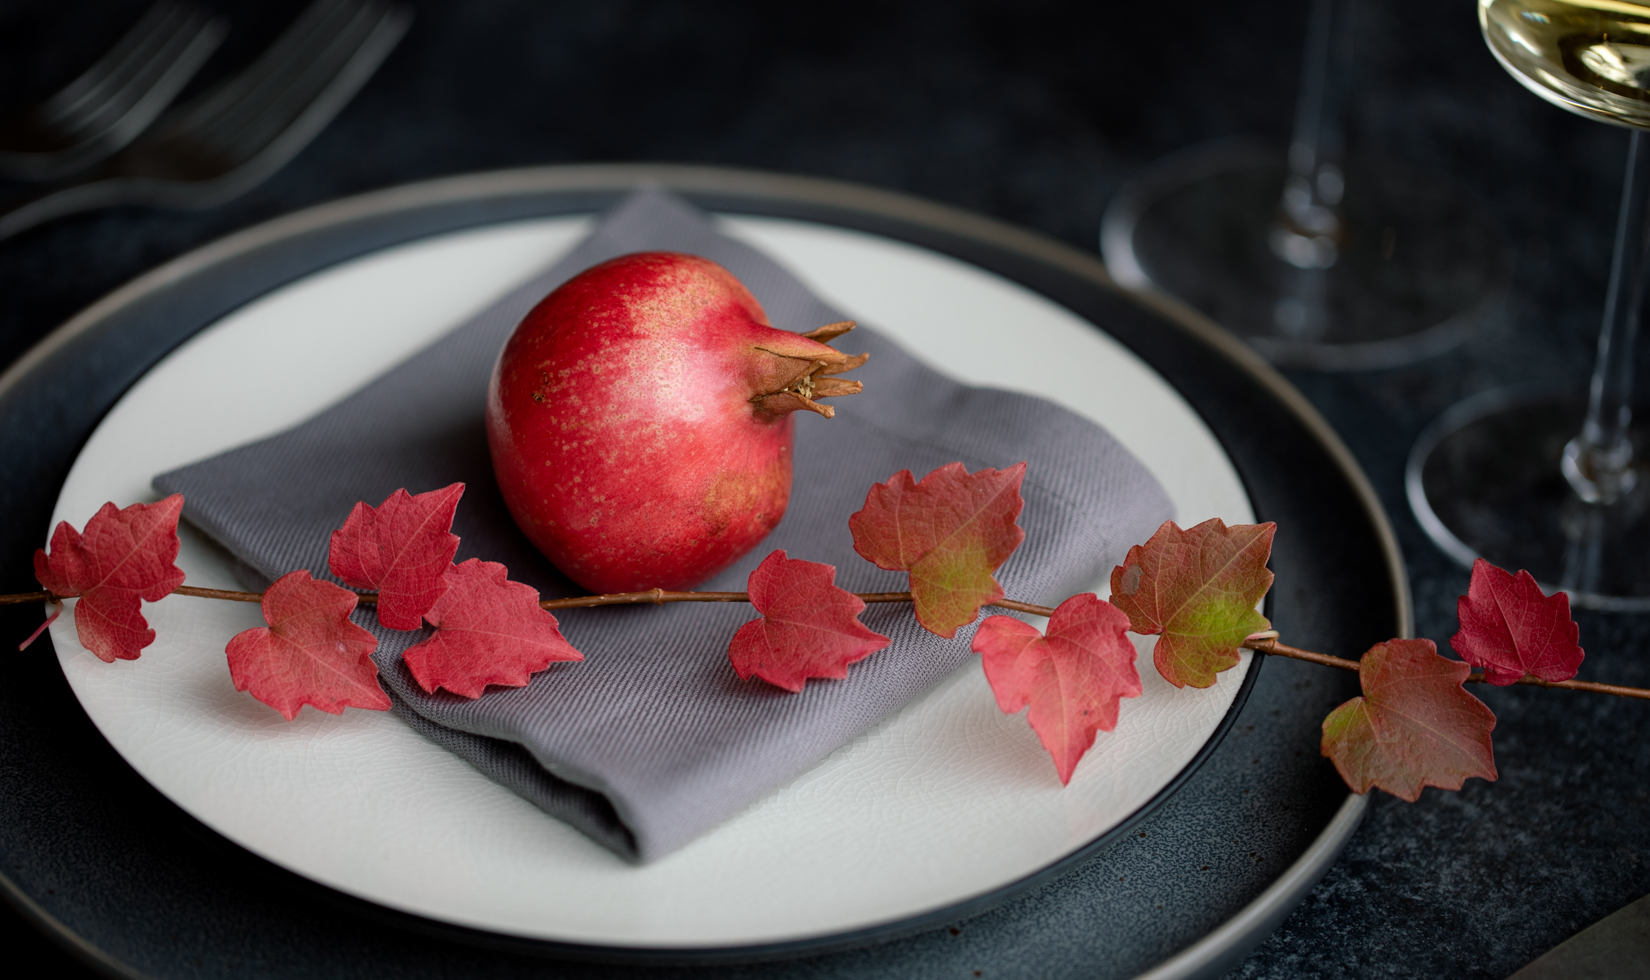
left=1101, top=0, right=1508, bottom=370
left=1408, top=0, right=1650, bottom=608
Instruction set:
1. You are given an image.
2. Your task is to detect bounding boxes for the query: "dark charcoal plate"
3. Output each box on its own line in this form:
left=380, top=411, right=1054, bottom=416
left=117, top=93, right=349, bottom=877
left=0, top=165, right=1405, bottom=980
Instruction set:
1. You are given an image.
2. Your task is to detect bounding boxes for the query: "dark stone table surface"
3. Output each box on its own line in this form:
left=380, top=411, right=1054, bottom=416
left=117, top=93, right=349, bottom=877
left=1, top=1, right=1645, bottom=977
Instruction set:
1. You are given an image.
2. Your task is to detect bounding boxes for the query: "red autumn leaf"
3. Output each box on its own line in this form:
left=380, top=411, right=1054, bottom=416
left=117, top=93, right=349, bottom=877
left=848, top=461, right=1027, bottom=638
left=329, top=483, right=464, bottom=629
left=1451, top=558, right=1583, bottom=686
left=1320, top=638, right=1497, bottom=802
left=225, top=570, right=389, bottom=720
left=33, top=495, right=187, bottom=662
left=972, top=593, right=1142, bottom=784
left=402, top=558, right=583, bottom=698
left=729, top=549, right=892, bottom=692
left=1108, top=518, right=1274, bottom=689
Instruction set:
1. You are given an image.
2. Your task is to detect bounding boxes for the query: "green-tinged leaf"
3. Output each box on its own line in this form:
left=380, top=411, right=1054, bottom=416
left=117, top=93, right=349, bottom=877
left=848, top=461, right=1026, bottom=638
left=1108, top=518, right=1274, bottom=688
left=1321, top=638, right=1497, bottom=801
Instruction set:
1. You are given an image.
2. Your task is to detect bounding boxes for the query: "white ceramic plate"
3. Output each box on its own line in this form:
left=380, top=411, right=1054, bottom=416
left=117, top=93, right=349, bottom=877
left=46, top=214, right=1254, bottom=948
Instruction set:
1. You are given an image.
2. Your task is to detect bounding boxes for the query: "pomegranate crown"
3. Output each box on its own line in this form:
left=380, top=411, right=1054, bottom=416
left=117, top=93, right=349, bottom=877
left=751, top=320, right=869, bottom=419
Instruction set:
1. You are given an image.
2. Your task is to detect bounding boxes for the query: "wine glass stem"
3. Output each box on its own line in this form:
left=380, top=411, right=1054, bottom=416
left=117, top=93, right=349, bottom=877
left=1287, top=0, right=1345, bottom=188
left=1565, top=128, right=1650, bottom=504
left=1272, top=0, right=1350, bottom=333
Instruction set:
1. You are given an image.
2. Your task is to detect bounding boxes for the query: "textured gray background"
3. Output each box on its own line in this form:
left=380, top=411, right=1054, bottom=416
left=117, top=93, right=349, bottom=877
left=1, top=0, right=1647, bottom=977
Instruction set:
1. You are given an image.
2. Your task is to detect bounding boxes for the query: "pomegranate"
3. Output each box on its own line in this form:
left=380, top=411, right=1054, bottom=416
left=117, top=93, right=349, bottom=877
left=486, top=252, right=867, bottom=594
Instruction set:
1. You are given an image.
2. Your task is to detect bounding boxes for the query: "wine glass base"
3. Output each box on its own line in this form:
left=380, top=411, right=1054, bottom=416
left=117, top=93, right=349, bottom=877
left=1102, top=139, right=1509, bottom=371
left=1408, top=385, right=1650, bottom=611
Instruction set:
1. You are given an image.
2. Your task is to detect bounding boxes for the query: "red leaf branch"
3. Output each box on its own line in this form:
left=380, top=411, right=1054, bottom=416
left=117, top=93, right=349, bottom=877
left=1320, top=638, right=1498, bottom=801
left=728, top=549, right=890, bottom=692
left=32, top=495, right=186, bottom=662
left=13, top=581, right=1648, bottom=700
left=225, top=570, right=390, bottom=720
left=15, top=482, right=1649, bottom=800
left=402, top=558, right=582, bottom=698
left=973, top=593, right=1140, bottom=784
left=329, top=484, right=464, bottom=629
left=849, top=461, right=1027, bottom=638
left=1452, top=558, right=1585, bottom=685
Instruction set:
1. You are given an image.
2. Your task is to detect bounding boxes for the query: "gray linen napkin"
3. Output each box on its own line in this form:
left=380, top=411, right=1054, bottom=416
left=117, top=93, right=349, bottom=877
left=154, top=189, right=1174, bottom=862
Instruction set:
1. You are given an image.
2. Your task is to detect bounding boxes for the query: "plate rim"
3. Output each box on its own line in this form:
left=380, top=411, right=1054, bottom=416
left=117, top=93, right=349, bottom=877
left=0, top=162, right=1407, bottom=978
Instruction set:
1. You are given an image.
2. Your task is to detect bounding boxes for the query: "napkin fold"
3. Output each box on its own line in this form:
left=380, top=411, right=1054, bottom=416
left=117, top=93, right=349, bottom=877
left=154, top=189, right=1174, bottom=862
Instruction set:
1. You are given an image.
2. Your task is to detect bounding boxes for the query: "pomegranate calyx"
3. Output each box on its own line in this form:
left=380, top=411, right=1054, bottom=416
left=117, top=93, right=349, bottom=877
left=800, top=320, right=857, bottom=343
left=757, top=370, right=865, bottom=419
left=752, top=321, right=869, bottom=419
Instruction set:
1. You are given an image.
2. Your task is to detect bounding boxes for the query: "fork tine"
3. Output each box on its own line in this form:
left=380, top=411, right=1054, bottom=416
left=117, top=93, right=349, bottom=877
left=205, top=2, right=407, bottom=190
left=67, top=8, right=220, bottom=140
left=168, top=0, right=359, bottom=136
left=0, top=1, right=223, bottom=180
left=40, top=2, right=191, bottom=128
left=0, top=1, right=408, bottom=239
left=198, top=3, right=384, bottom=162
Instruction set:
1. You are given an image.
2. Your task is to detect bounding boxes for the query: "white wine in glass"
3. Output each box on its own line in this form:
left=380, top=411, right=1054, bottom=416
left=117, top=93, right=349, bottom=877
left=1482, top=0, right=1650, bottom=128
left=1410, top=0, right=1650, bottom=607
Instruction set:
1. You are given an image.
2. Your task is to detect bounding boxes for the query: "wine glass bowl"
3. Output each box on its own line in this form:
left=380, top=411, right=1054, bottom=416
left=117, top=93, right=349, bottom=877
left=1481, top=0, right=1650, bottom=129
left=1103, top=141, right=1507, bottom=370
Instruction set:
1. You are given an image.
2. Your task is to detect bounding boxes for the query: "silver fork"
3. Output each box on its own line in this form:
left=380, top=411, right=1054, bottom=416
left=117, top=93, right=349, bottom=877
left=0, top=1, right=226, bottom=181
left=0, top=0, right=410, bottom=242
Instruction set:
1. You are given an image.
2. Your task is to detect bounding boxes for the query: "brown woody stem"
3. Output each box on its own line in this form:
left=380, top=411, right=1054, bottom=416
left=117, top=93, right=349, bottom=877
left=175, top=586, right=270, bottom=603
left=8, top=585, right=1648, bottom=701
left=0, top=591, right=50, bottom=605
left=1241, top=635, right=1650, bottom=701
left=1243, top=635, right=1359, bottom=670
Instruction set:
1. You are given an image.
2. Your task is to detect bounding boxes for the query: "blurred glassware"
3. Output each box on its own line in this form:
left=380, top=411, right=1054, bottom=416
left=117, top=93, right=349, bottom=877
left=1101, top=0, right=1508, bottom=371
left=1409, top=0, right=1650, bottom=609
left=0, top=1, right=224, bottom=181
left=0, top=0, right=410, bottom=242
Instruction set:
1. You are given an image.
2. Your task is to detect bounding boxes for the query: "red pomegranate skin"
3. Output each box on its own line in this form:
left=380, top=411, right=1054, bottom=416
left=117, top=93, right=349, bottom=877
left=487, top=252, right=859, bottom=593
